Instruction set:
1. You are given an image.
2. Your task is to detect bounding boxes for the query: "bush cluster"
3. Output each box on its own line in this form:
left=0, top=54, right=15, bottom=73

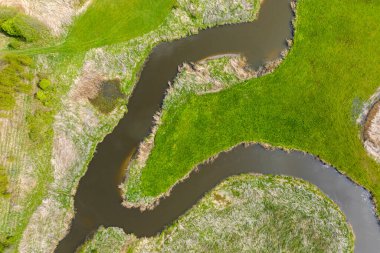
left=0, top=54, right=34, bottom=111
left=0, top=238, right=10, bottom=253
left=28, top=77, right=56, bottom=145
left=0, top=7, right=49, bottom=44
left=35, top=78, right=54, bottom=107
left=27, top=110, right=54, bottom=145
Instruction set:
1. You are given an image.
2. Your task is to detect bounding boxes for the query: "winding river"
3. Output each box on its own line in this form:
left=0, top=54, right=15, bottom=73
left=56, top=0, right=380, bottom=252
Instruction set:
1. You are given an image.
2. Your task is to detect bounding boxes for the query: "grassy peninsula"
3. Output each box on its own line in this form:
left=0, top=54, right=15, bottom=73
left=123, top=0, right=380, bottom=214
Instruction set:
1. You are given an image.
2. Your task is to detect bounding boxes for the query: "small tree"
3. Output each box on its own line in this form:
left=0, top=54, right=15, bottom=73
left=38, top=79, right=52, bottom=91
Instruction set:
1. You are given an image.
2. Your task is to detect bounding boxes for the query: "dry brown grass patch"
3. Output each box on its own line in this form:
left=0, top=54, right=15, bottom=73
left=363, top=101, right=380, bottom=162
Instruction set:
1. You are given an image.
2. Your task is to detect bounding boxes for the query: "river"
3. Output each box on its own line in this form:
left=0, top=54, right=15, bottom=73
left=55, top=0, right=380, bottom=252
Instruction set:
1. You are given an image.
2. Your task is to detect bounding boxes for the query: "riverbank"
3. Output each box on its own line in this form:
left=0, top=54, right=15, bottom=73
left=81, top=175, right=354, bottom=253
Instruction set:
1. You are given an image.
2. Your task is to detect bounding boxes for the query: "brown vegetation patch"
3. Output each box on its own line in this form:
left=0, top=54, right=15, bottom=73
left=363, top=101, right=380, bottom=162
left=212, top=191, right=231, bottom=209
left=89, top=79, right=125, bottom=114
left=71, top=64, right=125, bottom=114
left=363, top=102, right=380, bottom=140
left=72, top=69, right=103, bottom=101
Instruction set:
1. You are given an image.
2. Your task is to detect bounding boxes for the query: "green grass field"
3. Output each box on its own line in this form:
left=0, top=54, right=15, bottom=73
left=133, top=0, right=380, bottom=211
left=63, top=0, right=175, bottom=52
left=7, top=0, right=175, bottom=55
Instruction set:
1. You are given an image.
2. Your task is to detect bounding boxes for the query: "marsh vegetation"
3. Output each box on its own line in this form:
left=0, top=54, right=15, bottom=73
left=81, top=175, right=354, bottom=253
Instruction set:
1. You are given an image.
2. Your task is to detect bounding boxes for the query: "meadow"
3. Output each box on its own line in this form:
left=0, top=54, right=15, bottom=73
left=7, top=0, right=176, bottom=55
left=130, top=0, right=380, bottom=213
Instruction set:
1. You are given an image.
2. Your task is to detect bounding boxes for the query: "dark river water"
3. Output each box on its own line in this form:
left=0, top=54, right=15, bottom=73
left=55, top=0, right=380, bottom=252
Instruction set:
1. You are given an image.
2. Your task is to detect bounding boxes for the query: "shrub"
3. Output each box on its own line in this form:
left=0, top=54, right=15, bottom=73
left=0, top=239, right=10, bottom=252
left=0, top=93, right=16, bottom=111
left=8, top=53, right=33, bottom=66
left=35, top=90, right=47, bottom=102
left=0, top=234, right=13, bottom=252
left=27, top=110, right=54, bottom=144
left=38, top=79, right=52, bottom=91
left=1, top=18, right=19, bottom=37
left=0, top=15, right=45, bottom=42
left=7, top=38, right=22, bottom=49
